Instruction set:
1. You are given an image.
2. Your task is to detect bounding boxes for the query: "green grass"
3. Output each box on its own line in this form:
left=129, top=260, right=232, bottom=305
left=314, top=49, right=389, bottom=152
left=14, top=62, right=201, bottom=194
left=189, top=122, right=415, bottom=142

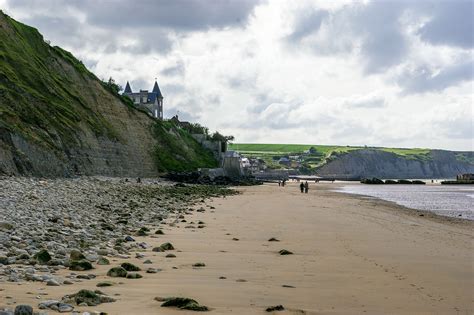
left=0, top=11, right=116, bottom=149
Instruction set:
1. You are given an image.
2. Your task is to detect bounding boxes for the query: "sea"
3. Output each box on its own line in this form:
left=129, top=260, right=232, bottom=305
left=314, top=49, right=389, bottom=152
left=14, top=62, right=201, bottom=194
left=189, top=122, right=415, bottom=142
left=337, top=183, right=474, bottom=220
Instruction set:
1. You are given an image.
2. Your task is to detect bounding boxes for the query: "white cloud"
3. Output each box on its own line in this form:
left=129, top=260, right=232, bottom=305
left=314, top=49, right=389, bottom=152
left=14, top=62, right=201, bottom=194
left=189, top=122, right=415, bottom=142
left=1, top=0, right=473, bottom=150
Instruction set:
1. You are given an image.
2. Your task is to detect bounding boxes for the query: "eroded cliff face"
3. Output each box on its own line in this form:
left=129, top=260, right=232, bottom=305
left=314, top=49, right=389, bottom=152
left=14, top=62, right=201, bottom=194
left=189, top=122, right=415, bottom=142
left=0, top=81, right=159, bottom=177
left=316, top=149, right=474, bottom=179
left=0, top=12, right=216, bottom=177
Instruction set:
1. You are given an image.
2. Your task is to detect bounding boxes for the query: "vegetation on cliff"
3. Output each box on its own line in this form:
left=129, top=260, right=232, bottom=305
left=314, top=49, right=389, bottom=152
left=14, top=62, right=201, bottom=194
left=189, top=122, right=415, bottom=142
left=0, top=11, right=218, bottom=174
left=153, top=120, right=218, bottom=172
left=0, top=11, right=116, bottom=148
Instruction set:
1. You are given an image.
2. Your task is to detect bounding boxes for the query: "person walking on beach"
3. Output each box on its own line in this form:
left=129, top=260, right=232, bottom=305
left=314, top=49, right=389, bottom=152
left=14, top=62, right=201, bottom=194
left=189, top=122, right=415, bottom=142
left=299, top=182, right=304, bottom=193
left=304, top=181, right=309, bottom=193
left=278, top=180, right=281, bottom=187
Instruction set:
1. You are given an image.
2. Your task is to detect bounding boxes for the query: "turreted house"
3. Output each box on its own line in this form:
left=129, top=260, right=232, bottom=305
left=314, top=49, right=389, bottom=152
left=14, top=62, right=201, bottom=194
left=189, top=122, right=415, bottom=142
left=122, top=80, right=163, bottom=119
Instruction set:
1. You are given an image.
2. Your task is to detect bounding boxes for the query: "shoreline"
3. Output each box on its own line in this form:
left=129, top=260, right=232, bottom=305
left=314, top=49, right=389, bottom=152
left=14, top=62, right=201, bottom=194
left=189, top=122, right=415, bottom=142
left=1, top=179, right=473, bottom=314
left=331, top=182, right=473, bottom=223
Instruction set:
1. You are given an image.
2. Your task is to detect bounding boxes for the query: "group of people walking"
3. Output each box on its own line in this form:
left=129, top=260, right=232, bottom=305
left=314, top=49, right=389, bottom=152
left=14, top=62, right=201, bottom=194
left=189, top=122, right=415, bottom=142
left=300, top=181, right=309, bottom=193
left=278, top=179, right=310, bottom=193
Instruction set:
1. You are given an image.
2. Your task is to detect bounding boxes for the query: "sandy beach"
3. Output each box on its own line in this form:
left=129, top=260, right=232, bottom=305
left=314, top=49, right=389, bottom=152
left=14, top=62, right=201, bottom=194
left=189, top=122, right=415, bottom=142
left=1, top=182, right=473, bottom=314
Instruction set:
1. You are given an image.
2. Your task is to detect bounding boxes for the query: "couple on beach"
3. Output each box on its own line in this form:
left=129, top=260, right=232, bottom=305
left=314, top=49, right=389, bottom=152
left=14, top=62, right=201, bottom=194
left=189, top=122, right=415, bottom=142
left=300, top=181, right=309, bottom=193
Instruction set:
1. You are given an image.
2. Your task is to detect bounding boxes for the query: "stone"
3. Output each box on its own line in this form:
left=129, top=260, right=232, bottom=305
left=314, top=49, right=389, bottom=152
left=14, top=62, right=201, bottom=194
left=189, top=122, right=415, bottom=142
left=159, top=242, right=174, bottom=251
left=155, top=229, right=164, bottom=235
left=96, top=281, right=114, bottom=287
left=13, top=305, right=33, bottom=315
left=143, top=259, right=153, bottom=264
left=107, top=267, right=127, bottom=278
left=266, top=305, right=284, bottom=312
left=124, top=236, right=135, bottom=242
left=192, top=263, right=205, bottom=267
left=278, top=249, right=293, bottom=255
left=69, top=250, right=85, bottom=261
left=126, top=272, right=142, bottom=279
left=97, top=257, right=110, bottom=265
left=57, top=303, right=74, bottom=313
left=34, top=250, right=51, bottom=264
left=268, top=237, right=280, bottom=242
left=46, top=279, right=60, bottom=286
left=146, top=268, right=161, bottom=274
left=69, top=260, right=93, bottom=271
left=165, top=254, right=176, bottom=258
left=160, top=297, right=209, bottom=311
left=120, top=262, right=140, bottom=272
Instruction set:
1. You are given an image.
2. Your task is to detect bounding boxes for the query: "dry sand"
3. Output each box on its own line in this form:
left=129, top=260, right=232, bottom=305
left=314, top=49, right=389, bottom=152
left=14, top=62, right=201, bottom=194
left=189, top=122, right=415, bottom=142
left=1, top=182, right=473, bottom=314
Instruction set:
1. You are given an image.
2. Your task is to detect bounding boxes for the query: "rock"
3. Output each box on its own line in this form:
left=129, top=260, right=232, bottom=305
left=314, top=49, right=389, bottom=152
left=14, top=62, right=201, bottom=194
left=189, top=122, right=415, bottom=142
left=165, top=254, right=176, bottom=258
left=97, top=281, right=114, bottom=287
left=159, top=242, right=175, bottom=251
left=268, top=237, right=280, bottom=242
left=282, top=285, right=295, bottom=288
left=155, top=229, right=164, bottom=235
left=126, top=273, right=142, bottom=279
left=266, top=305, right=284, bottom=312
left=136, top=227, right=149, bottom=236
left=57, top=303, right=74, bottom=313
left=120, top=262, right=141, bottom=271
left=0, top=222, right=14, bottom=231
left=192, top=263, right=205, bottom=267
left=97, top=257, right=110, bottom=265
left=0, top=256, right=9, bottom=265
left=69, top=250, right=85, bottom=261
left=69, top=260, right=93, bottom=271
left=278, top=249, right=293, bottom=255
left=107, top=267, right=127, bottom=277
left=143, top=259, right=153, bottom=264
left=13, top=305, right=33, bottom=315
left=46, top=279, right=60, bottom=286
left=38, top=300, right=60, bottom=309
left=232, top=238, right=239, bottom=241
left=124, top=236, right=135, bottom=242
left=146, top=268, right=160, bottom=274
left=72, top=290, right=101, bottom=306
left=160, top=297, right=209, bottom=311
left=34, top=250, right=52, bottom=264
left=63, top=280, right=74, bottom=285
left=219, top=276, right=226, bottom=279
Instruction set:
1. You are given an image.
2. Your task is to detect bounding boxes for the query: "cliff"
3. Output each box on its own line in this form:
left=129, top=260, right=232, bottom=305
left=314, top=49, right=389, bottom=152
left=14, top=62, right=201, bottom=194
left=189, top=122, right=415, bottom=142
left=316, top=149, right=474, bottom=179
left=0, top=12, right=216, bottom=177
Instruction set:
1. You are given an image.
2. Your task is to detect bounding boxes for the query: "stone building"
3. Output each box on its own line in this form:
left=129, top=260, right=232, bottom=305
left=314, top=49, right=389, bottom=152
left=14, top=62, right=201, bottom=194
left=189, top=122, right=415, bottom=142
left=122, top=80, right=163, bottom=119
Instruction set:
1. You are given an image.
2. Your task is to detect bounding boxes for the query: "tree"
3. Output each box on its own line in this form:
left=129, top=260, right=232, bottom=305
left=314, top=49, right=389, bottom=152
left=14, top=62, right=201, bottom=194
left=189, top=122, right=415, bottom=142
left=103, top=77, right=122, bottom=95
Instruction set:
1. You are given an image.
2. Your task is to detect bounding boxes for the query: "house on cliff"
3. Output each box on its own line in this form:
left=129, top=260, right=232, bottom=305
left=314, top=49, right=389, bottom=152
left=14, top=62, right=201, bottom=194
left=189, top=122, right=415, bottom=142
left=123, top=80, right=163, bottom=119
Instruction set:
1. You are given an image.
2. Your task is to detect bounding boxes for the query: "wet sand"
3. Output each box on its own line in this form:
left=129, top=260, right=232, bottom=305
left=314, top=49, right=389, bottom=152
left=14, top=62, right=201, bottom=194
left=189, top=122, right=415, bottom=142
left=1, top=182, right=473, bottom=314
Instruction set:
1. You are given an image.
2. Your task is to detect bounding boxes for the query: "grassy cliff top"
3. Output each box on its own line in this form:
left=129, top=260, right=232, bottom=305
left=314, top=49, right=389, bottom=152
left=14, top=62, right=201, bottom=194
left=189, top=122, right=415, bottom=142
left=0, top=11, right=117, bottom=148
left=229, top=143, right=474, bottom=167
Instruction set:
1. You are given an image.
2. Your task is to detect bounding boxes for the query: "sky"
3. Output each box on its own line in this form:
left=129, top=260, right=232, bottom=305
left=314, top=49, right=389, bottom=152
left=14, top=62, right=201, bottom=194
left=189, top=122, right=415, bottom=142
left=1, top=0, right=473, bottom=150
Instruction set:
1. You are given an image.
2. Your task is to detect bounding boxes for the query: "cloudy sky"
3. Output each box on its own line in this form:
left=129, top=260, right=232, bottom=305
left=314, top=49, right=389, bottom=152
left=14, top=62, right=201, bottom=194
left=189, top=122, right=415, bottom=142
left=1, top=0, right=473, bottom=150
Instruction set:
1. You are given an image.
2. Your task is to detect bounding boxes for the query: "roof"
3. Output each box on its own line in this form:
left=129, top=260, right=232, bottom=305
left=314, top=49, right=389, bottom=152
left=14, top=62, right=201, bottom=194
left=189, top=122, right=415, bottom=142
left=152, top=81, right=163, bottom=98
left=124, top=81, right=132, bottom=93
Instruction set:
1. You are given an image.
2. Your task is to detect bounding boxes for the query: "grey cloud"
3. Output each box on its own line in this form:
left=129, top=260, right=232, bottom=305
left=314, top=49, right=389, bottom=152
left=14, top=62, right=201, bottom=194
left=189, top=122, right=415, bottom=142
left=286, top=9, right=328, bottom=42
left=395, top=59, right=473, bottom=94
left=418, top=1, right=474, bottom=49
left=6, top=0, right=261, bottom=55
left=80, top=0, right=260, bottom=31
left=161, top=61, right=185, bottom=77
left=286, top=1, right=472, bottom=75
left=7, top=0, right=260, bottom=31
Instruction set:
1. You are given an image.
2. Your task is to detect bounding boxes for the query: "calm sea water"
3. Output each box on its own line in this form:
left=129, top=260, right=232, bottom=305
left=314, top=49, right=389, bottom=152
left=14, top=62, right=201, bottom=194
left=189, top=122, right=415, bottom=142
left=337, top=184, right=474, bottom=220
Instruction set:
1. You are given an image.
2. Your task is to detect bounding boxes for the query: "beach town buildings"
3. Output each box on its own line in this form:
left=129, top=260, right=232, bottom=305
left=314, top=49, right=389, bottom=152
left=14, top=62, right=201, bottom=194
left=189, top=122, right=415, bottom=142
left=123, top=80, right=163, bottom=119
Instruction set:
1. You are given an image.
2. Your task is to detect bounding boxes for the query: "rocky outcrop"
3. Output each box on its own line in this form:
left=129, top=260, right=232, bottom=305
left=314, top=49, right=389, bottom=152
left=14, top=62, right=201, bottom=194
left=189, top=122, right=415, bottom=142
left=316, top=149, right=474, bottom=179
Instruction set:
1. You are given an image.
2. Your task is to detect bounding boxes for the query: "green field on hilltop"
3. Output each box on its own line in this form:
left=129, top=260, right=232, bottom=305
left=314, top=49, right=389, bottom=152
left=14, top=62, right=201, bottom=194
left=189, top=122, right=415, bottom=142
left=228, top=143, right=438, bottom=171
